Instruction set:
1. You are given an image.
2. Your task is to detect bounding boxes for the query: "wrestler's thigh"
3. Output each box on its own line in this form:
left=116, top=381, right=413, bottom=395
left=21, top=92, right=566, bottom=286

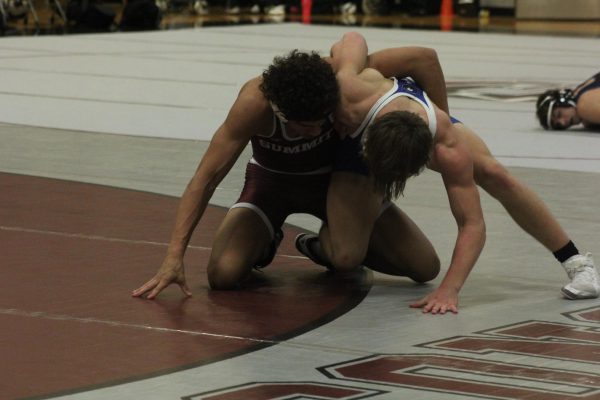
left=369, top=204, right=439, bottom=279
left=327, top=171, right=382, bottom=251
left=208, top=207, right=272, bottom=273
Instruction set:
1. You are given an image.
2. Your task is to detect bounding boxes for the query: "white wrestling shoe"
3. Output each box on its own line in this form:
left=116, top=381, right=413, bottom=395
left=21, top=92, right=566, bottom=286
left=561, top=253, right=600, bottom=299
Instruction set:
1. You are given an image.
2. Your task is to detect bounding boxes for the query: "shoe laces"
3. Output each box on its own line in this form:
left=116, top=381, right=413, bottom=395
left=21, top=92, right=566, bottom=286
left=570, top=261, right=599, bottom=286
left=564, top=253, right=593, bottom=275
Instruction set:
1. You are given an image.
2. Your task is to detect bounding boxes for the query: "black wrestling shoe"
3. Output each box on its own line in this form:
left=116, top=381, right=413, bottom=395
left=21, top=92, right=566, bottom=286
left=294, top=233, right=334, bottom=270
left=256, top=229, right=284, bottom=268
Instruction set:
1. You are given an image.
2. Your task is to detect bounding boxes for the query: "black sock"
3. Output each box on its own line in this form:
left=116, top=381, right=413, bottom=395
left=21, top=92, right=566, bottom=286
left=553, top=240, right=579, bottom=263
left=306, top=236, right=335, bottom=269
left=310, top=238, right=330, bottom=263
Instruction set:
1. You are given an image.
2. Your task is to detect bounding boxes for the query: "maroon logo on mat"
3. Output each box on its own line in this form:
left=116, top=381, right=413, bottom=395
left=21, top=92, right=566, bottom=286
left=184, top=306, right=600, bottom=400
left=184, top=382, right=385, bottom=399
left=193, top=307, right=600, bottom=400
left=321, top=353, right=600, bottom=400
left=564, top=305, right=600, bottom=323
left=321, top=310, right=600, bottom=399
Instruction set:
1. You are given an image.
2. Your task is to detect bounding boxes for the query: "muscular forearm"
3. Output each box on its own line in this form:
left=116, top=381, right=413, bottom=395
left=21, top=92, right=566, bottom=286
left=413, top=57, right=448, bottom=114
left=439, top=221, right=486, bottom=292
left=166, top=176, right=216, bottom=258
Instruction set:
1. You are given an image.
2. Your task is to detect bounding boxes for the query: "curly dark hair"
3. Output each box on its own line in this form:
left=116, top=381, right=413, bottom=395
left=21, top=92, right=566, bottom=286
left=362, top=111, right=432, bottom=200
left=260, top=50, right=339, bottom=121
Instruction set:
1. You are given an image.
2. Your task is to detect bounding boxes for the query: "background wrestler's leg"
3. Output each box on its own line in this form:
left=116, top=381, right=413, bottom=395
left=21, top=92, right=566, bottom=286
left=208, top=207, right=272, bottom=289
left=319, top=171, right=382, bottom=271
left=364, top=205, right=440, bottom=283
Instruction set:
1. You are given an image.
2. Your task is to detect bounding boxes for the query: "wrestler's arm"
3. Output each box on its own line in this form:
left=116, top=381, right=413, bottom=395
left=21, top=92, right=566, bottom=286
left=411, top=110, right=486, bottom=314
left=328, top=32, right=379, bottom=136
left=132, top=79, right=264, bottom=299
left=366, top=46, right=449, bottom=114
left=329, top=32, right=444, bottom=91
left=329, top=31, right=369, bottom=76
left=327, top=33, right=448, bottom=113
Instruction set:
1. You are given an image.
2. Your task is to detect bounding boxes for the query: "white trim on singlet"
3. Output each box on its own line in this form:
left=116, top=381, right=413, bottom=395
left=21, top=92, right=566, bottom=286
left=249, top=113, right=336, bottom=176
left=281, top=120, right=302, bottom=142
left=348, top=78, right=399, bottom=139
left=256, top=114, right=277, bottom=138
left=281, top=113, right=334, bottom=141
left=230, top=202, right=274, bottom=239
left=348, top=77, right=437, bottom=139
left=281, top=119, right=301, bottom=142
left=248, top=158, right=332, bottom=175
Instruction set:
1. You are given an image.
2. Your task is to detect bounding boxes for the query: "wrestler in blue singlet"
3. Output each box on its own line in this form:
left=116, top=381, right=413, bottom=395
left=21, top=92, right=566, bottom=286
left=334, top=77, right=459, bottom=175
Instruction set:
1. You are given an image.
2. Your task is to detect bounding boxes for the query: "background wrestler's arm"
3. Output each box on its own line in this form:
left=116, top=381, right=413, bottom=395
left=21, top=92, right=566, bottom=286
left=132, top=81, right=261, bottom=299
left=578, top=95, right=600, bottom=127
left=412, top=111, right=486, bottom=313
left=366, top=46, right=449, bottom=114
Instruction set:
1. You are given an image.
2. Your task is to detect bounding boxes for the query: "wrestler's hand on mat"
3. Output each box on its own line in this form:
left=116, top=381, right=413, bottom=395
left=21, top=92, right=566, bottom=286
left=131, top=257, right=192, bottom=299
left=409, top=287, right=459, bottom=314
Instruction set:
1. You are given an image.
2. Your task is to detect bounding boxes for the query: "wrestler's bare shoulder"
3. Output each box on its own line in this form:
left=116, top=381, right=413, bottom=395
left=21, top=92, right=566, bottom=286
left=359, top=67, right=386, bottom=81
left=223, top=76, right=273, bottom=135
left=234, top=77, right=270, bottom=112
left=238, top=77, right=264, bottom=99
